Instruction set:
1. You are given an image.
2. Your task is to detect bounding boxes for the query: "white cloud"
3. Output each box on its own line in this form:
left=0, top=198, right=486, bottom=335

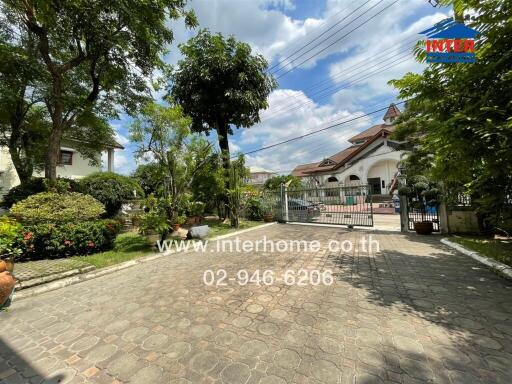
left=235, top=89, right=375, bottom=173
left=101, top=150, right=132, bottom=175
left=147, top=1, right=451, bottom=176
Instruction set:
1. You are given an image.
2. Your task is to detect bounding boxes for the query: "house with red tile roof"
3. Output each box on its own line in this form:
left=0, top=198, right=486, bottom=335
left=291, top=103, right=404, bottom=195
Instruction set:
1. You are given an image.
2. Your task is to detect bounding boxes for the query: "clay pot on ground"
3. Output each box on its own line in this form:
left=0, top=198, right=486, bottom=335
left=185, top=216, right=202, bottom=225
left=414, top=221, right=434, bottom=235
left=0, top=272, right=15, bottom=307
left=263, top=213, right=274, bottom=223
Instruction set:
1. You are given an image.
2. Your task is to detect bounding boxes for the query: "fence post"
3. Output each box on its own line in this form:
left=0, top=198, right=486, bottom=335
left=400, top=195, right=409, bottom=232
left=282, top=183, right=289, bottom=222
left=439, top=202, right=449, bottom=234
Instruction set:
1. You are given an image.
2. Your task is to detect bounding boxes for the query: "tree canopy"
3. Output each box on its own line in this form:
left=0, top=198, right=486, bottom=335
left=1, top=0, right=197, bottom=180
left=390, top=0, right=512, bottom=231
left=170, top=29, right=276, bottom=171
left=264, top=175, right=302, bottom=191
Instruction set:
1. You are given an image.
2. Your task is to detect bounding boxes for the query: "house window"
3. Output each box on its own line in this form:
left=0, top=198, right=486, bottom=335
left=59, top=150, right=73, bottom=165
left=349, top=175, right=360, bottom=181
left=381, top=180, right=385, bottom=189
left=327, top=176, right=338, bottom=182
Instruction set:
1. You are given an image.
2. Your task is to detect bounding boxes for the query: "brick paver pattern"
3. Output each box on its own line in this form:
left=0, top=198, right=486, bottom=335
left=1, top=225, right=511, bottom=383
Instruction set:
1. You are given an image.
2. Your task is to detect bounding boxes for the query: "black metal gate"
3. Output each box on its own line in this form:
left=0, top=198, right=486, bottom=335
left=406, top=198, right=440, bottom=232
left=264, top=185, right=374, bottom=227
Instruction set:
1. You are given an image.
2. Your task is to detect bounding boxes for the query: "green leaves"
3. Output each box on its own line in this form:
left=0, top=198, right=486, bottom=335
left=11, top=192, right=105, bottom=224
left=390, top=0, right=512, bottom=231
left=170, top=29, right=277, bottom=133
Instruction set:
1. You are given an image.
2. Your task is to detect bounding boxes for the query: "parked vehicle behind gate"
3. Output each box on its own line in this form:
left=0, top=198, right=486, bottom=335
left=287, top=198, right=321, bottom=222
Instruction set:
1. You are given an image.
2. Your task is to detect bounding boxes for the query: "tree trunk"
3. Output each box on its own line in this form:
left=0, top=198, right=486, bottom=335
left=45, top=127, right=63, bottom=181
left=8, top=147, right=33, bottom=184
left=45, top=74, right=66, bottom=182
left=217, top=123, right=231, bottom=221
left=7, top=86, right=33, bottom=184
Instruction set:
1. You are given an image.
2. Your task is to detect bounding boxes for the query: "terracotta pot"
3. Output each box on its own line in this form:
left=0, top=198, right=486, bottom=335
left=0, top=272, right=15, bottom=307
left=145, top=234, right=160, bottom=246
left=263, top=213, right=274, bottom=223
left=185, top=216, right=202, bottom=225
left=0, top=256, right=14, bottom=273
left=414, top=221, right=434, bottom=235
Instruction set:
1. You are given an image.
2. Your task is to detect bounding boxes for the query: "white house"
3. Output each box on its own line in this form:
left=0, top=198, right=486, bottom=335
left=0, top=138, right=124, bottom=196
left=248, top=167, right=277, bottom=186
left=291, top=103, right=404, bottom=196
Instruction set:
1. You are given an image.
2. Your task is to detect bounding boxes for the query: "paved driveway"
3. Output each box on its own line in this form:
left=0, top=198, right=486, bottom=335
left=1, top=225, right=511, bottom=384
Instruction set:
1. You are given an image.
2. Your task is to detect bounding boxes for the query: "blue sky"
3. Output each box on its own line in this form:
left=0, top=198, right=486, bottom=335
left=107, top=0, right=450, bottom=175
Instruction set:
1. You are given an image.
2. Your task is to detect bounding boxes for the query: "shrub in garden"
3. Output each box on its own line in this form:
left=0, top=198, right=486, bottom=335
left=78, top=172, right=144, bottom=217
left=11, top=192, right=105, bottom=224
left=0, top=217, right=24, bottom=258
left=1, top=177, right=78, bottom=208
left=187, top=201, right=205, bottom=217
left=22, top=219, right=122, bottom=259
left=245, top=197, right=264, bottom=221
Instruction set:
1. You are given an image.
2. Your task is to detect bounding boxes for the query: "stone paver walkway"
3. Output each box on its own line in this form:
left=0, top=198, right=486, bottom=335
left=1, top=225, right=511, bottom=384
left=14, top=258, right=93, bottom=282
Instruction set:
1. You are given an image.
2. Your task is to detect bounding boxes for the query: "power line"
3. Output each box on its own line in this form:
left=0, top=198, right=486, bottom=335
left=267, top=3, right=356, bottom=71
left=250, top=96, right=399, bottom=163
left=273, top=0, right=387, bottom=77
left=260, top=54, right=413, bottom=122
left=259, top=34, right=419, bottom=123
left=301, top=35, right=418, bottom=94
left=269, top=0, right=374, bottom=73
left=275, top=0, right=400, bottom=79
left=239, top=100, right=407, bottom=158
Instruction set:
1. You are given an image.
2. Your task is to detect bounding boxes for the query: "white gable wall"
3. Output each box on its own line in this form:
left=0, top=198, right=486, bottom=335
left=314, top=138, right=403, bottom=195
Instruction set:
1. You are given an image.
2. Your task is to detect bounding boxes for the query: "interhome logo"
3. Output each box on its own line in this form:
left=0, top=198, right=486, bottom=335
left=420, top=18, right=479, bottom=63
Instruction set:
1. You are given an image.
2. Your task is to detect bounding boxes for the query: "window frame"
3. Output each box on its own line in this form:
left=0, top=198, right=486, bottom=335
left=59, top=150, right=73, bottom=166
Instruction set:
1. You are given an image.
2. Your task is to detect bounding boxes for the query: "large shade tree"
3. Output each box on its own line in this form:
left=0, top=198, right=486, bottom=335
left=169, top=29, right=277, bottom=217
left=2, top=0, right=197, bottom=181
left=390, top=0, right=512, bottom=231
left=0, top=22, right=47, bottom=184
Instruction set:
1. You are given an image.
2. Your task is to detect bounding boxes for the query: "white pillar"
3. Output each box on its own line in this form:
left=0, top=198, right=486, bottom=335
left=281, top=183, right=289, bottom=222
left=107, top=149, right=114, bottom=172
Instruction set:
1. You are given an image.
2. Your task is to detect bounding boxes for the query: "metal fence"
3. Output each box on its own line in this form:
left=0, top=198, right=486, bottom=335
left=262, top=185, right=374, bottom=227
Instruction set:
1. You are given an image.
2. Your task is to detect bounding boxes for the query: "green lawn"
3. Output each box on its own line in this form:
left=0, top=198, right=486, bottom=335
left=451, top=236, right=512, bottom=267
left=203, top=219, right=263, bottom=238
left=73, top=219, right=264, bottom=269
left=72, top=232, right=154, bottom=269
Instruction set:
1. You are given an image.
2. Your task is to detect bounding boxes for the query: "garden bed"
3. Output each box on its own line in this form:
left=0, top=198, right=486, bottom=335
left=14, top=220, right=265, bottom=280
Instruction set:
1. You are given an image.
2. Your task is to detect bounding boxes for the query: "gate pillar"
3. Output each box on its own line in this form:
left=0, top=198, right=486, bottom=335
left=400, top=195, right=409, bottom=232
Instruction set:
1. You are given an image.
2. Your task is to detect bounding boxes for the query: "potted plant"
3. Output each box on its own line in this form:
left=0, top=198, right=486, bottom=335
left=131, top=214, right=141, bottom=228
left=186, top=201, right=205, bottom=225
left=262, top=203, right=274, bottom=222
left=172, top=215, right=186, bottom=232
left=138, top=210, right=169, bottom=244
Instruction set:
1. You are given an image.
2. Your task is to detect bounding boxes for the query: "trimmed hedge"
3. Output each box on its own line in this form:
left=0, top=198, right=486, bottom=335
left=11, top=192, right=105, bottom=224
left=21, top=219, right=122, bottom=259
left=1, top=177, right=78, bottom=208
left=78, top=172, right=144, bottom=217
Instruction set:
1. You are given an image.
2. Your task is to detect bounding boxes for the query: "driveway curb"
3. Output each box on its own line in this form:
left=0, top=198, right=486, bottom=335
left=15, top=222, right=276, bottom=300
left=441, top=237, right=512, bottom=280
